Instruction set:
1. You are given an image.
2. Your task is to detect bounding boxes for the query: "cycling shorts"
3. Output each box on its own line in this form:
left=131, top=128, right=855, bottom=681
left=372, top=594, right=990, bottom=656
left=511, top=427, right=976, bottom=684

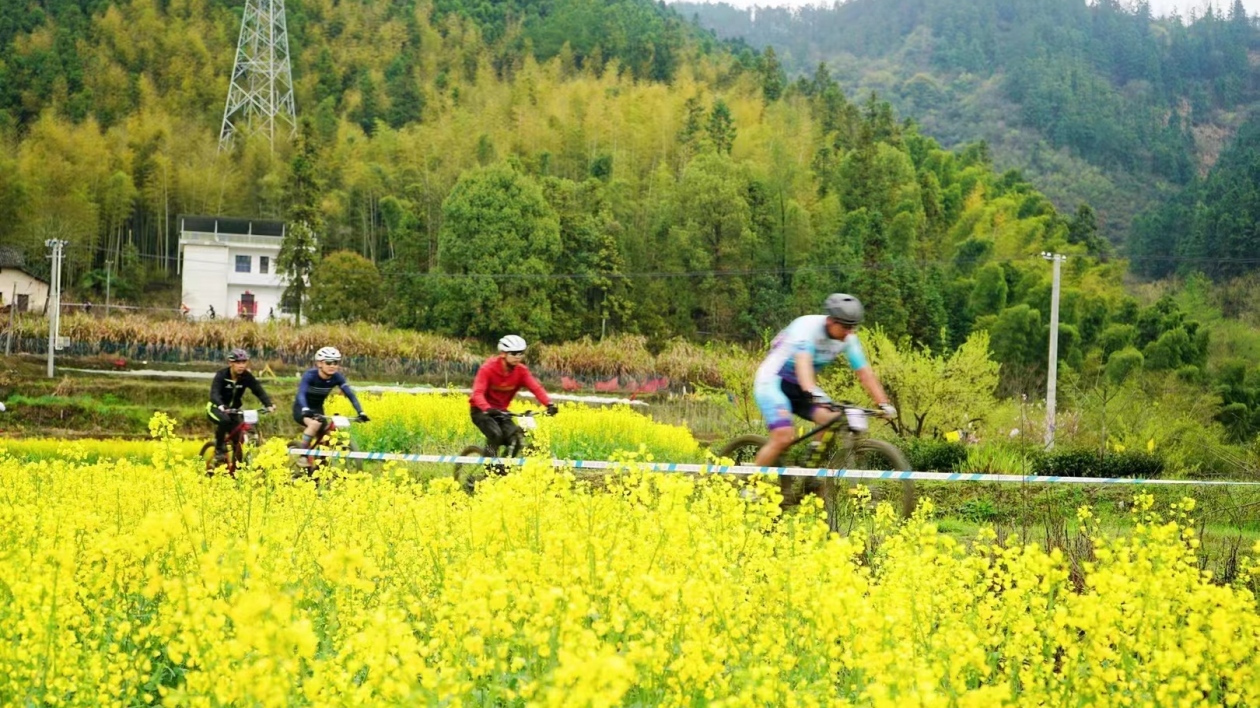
left=753, top=378, right=818, bottom=431
left=292, top=403, right=325, bottom=426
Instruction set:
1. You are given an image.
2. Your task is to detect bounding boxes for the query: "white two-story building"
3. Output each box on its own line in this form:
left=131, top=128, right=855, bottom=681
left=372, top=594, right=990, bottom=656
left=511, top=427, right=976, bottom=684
left=178, top=215, right=290, bottom=321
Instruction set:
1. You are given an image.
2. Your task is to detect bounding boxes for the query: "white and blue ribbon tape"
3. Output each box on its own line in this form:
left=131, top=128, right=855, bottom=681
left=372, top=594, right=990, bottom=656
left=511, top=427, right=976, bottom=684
left=290, top=448, right=1260, bottom=487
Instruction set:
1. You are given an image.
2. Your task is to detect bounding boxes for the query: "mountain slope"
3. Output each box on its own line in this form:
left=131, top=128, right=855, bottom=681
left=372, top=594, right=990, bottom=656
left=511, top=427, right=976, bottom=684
left=675, top=0, right=1260, bottom=245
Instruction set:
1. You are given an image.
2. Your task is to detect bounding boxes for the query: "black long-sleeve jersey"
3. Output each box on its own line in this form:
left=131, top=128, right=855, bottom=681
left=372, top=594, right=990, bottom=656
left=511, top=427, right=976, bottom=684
left=209, top=367, right=274, bottom=410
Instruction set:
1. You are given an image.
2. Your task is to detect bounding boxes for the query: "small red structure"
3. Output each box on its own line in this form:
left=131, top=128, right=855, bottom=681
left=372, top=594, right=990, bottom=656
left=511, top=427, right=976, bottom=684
left=237, top=291, right=257, bottom=320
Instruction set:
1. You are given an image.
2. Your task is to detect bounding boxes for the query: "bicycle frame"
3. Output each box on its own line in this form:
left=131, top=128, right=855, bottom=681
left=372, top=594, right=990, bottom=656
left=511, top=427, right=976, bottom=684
left=227, top=411, right=260, bottom=446
left=786, top=404, right=879, bottom=467
left=203, top=408, right=266, bottom=476
left=487, top=411, right=539, bottom=457
left=292, top=414, right=363, bottom=473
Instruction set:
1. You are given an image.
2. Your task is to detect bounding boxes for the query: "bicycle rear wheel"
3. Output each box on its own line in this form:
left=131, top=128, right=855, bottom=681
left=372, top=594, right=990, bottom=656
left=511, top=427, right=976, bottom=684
left=716, top=434, right=768, bottom=464
left=453, top=445, right=490, bottom=494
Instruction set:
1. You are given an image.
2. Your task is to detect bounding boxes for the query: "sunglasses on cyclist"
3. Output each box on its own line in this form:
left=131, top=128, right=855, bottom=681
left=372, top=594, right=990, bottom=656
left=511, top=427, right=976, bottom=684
left=504, top=350, right=526, bottom=356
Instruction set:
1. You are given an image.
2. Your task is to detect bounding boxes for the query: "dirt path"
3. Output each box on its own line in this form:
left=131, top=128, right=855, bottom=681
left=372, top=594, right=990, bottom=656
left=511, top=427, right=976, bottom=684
left=57, top=367, right=648, bottom=406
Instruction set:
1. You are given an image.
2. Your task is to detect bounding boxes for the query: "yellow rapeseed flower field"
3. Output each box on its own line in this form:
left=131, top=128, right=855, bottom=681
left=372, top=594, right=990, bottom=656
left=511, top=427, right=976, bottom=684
left=325, top=393, right=704, bottom=462
left=1, top=417, right=1259, bottom=706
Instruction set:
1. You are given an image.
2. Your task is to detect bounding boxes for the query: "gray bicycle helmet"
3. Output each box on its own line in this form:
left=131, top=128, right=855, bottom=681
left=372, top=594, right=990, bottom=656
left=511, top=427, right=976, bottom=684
left=824, top=293, right=864, bottom=326
left=227, top=348, right=250, bottom=362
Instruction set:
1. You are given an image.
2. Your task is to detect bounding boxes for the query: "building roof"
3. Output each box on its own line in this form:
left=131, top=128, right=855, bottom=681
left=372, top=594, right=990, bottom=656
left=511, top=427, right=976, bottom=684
left=179, top=214, right=286, bottom=237
left=0, top=266, right=49, bottom=284
left=0, top=246, right=24, bottom=268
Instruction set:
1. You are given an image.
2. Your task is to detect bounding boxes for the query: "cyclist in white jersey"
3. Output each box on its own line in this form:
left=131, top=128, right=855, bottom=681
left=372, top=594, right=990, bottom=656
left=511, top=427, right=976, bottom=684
left=752, top=293, right=897, bottom=466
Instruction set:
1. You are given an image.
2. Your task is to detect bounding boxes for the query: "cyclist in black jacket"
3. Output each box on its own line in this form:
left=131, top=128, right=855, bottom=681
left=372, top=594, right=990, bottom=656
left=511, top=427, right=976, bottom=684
left=207, top=348, right=276, bottom=464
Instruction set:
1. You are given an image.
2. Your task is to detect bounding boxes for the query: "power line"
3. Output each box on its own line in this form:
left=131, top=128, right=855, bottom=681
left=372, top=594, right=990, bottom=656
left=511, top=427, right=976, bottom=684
left=53, top=242, right=1260, bottom=282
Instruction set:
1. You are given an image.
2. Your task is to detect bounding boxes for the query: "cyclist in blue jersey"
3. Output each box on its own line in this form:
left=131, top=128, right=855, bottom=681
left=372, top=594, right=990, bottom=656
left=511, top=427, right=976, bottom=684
left=752, top=293, right=896, bottom=466
left=292, top=346, right=369, bottom=452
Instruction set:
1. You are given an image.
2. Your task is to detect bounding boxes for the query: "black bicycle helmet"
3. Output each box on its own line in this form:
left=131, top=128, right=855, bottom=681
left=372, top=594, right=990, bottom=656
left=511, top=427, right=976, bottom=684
left=227, top=348, right=251, bottom=362
left=824, top=293, right=864, bottom=326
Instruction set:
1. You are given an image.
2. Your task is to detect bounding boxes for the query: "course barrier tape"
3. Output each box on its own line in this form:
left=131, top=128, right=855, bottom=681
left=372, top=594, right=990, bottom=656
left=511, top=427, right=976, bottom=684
left=288, top=448, right=1260, bottom=487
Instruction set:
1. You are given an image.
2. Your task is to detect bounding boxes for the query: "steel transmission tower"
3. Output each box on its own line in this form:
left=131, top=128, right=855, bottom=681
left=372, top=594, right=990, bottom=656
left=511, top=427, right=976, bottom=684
left=219, top=0, right=297, bottom=151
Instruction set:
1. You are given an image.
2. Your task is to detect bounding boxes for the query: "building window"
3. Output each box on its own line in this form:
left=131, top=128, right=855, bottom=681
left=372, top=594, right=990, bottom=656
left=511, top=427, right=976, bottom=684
left=235, top=255, right=251, bottom=273
left=259, top=256, right=269, bottom=274
left=16, top=294, right=29, bottom=313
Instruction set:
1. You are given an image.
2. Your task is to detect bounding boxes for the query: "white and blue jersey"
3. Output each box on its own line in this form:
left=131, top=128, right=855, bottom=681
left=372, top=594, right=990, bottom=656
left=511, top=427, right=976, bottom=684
left=753, top=315, right=867, bottom=430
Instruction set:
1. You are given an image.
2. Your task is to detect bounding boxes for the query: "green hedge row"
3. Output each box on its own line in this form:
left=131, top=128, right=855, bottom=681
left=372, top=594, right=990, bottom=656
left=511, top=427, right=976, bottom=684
left=902, top=438, right=1164, bottom=478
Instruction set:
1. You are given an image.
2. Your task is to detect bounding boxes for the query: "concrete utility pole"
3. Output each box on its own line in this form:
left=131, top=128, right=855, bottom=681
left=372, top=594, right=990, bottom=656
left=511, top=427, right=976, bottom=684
left=104, top=259, right=112, bottom=317
left=46, top=239, right=68, bottom=378
left=1041, top=252, right=1067, bottom=448
left=4, top=284, right=15, bottom=356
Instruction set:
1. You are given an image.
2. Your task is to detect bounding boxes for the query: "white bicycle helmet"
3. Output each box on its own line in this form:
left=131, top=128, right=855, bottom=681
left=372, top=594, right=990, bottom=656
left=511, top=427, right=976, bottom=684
left=497, top=334, right=527, bottom=353
left=315, top=346, right=343, bottom=362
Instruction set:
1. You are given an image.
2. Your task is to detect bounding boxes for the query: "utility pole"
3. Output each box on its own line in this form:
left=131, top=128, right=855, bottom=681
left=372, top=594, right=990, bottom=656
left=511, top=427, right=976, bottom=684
left=4, top=284, right=15, bottom=356
left=46, top=239, right=68, bottom=378
left=1041, top=252, right=1067, bottom=448
left=104, top=259, right=113, bottom=317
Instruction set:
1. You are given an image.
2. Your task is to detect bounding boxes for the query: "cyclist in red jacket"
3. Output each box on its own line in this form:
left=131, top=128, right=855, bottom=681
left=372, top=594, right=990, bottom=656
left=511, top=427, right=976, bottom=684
left=469, top=335, right=558, bottom=454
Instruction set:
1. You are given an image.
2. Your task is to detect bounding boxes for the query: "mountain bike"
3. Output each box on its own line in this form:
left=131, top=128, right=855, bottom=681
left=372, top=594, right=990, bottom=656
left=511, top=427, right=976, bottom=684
left=200, top=408, right=267, bottom=477
left=287, top=413, right=368, bottom=477
left=453, top=409, right=550, bottom=494
left=717, top=403, right=913, bottom=525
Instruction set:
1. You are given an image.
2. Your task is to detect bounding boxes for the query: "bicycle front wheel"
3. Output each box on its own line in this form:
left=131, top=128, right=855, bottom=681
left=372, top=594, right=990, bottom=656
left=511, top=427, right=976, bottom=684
left=199, top=441, right=218, bottom=475
left=844, top=438, right=914, bottom=519
left=453, top=445, right=490, bottom=494
left=345, top=439, right=363, bottom=471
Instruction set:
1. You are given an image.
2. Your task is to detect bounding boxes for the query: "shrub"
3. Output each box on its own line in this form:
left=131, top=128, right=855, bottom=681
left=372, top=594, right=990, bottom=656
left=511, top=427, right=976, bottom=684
left=1030, top=448, right=1101, bottom=478
left=1098, top=450, right=1165, bottom=478
left=1028, top=447, right=1164, bottom=478
left=903, top=438, right=969, bottom=472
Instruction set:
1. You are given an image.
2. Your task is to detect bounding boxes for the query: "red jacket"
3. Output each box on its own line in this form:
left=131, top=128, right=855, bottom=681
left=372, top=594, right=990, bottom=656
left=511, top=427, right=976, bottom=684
left=470, top=356, right=552, bottom=411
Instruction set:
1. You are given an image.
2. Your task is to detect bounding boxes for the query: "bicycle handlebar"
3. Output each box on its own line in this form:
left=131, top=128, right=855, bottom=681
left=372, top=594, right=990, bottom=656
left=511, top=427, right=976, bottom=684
left=309, top=413, right=370, bottom=424
left=493, top=408, right=554, bottom=418
left=823, top=401, right=882, bottom=415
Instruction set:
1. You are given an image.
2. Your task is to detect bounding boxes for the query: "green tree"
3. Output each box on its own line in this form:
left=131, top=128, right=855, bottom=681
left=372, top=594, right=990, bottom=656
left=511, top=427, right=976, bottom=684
left=430, top=162, right=561, bottom=340
left=278, top=119, right=324, bottom=326
left=308, top=250, right=386, bottom=323
left=1105, top=346, right=1144, bottom=385
left=822, top=330, right=1000, bottom=438
left=758, top=47, right=785, bottom=102
left=707, top=99, right=736, bottom=156
left=541, top=176, right=632, bottom=340
left=968, top=262, right=1008, bottom=318
left=669, top=152, right=756, bottom=337
left=385, top=56, right=425, bottom=128
left=988, top=304, right=1044, bottom=390
left=1215, top=359, right=1260, bottom=443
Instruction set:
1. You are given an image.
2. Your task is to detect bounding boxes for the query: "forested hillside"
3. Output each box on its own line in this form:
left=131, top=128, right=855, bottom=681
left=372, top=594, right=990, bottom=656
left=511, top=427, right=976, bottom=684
left=677, top=0, right=1260, bottom=245
left=1131, top=110, right=1260, bottom=281
left=0, top=0, right=1225, bottom=407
